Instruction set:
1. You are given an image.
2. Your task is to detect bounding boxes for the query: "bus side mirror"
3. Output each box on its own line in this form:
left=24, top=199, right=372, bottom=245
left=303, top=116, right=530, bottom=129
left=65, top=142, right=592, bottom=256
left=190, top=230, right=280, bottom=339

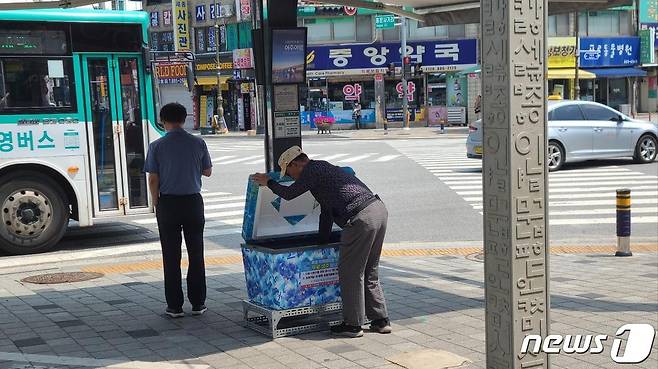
left=142, top=46, right=152, bottom=74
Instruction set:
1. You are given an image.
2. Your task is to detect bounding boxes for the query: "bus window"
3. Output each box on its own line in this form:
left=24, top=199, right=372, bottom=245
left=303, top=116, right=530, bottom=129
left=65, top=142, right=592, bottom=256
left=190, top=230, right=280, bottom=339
left=0, top=58, right=75, bottom=113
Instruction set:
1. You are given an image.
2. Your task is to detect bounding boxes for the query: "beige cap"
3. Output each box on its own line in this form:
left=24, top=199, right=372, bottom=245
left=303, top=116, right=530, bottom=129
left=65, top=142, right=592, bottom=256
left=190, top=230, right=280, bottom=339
left=278, top=145, right=304, bottom=178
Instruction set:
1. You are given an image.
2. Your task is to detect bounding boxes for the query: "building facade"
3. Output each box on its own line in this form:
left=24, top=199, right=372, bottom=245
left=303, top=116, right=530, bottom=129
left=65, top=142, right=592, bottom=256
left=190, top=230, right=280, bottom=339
left=142, top=0, right=256, bottom=131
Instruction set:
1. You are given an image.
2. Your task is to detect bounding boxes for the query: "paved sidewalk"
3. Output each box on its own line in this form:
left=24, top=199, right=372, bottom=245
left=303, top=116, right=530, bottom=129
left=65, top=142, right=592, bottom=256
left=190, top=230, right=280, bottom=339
left=0, top=247, right=656, bottom=369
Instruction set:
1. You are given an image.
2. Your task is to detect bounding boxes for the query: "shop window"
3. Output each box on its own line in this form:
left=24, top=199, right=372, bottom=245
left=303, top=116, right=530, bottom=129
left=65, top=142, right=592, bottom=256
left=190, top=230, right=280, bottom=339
left=447, top=25, right=466, bottom=39
left=586, top=11, right=621, bottom=36
left=195, top=26, right=227, bottom=53
left=333, top=18, right=356, bottom=41
left=548, top=14, right=570, bottom=37
left=409, top=19, right=436, bottom=40
left=305, top=19, right=332, bottom=43
left=384, top=78, right=424, bottom=109
left=151, top=31, right=174, bottom=51
left=0, top=58, right=75, bottom=114
left=356, top=16, right=373, bottom=42
left=327, top=80, right=375, bottom=111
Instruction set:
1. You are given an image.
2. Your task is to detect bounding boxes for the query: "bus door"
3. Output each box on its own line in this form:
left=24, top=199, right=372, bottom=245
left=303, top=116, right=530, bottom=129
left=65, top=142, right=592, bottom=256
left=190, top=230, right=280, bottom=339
left=82, top=54, right=150, bottom=217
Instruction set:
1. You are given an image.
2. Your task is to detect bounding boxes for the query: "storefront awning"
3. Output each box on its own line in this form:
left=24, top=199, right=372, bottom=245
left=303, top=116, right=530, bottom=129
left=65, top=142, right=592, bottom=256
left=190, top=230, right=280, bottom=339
left=457, top=65, right=481, bottom=75
left=195, top=76, right=231, bottom=89
left=583, top=67, right=648, bottom=78
left=547, top=68, right=596, bottom=79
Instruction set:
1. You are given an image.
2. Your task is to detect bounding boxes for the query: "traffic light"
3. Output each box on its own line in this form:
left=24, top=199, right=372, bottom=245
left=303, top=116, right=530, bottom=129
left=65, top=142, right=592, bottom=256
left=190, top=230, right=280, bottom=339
left=414, top=62, right=423, bottom=76
left=387, top=63, right=395, bottom=77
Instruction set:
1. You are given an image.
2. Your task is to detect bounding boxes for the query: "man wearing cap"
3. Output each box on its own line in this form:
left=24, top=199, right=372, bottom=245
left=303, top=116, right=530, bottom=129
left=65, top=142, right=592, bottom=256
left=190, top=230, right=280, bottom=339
left=252, top=146, right=391, bottom=338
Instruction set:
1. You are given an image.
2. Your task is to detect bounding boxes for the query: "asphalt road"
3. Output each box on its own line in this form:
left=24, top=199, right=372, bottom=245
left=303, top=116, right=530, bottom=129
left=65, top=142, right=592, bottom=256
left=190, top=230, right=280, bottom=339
left=5, top=133, right=656, bottom=259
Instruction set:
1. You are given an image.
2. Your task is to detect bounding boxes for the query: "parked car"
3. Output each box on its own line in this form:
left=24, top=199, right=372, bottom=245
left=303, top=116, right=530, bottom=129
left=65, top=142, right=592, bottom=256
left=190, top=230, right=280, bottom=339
left=466, top=100, right=658, bottom=171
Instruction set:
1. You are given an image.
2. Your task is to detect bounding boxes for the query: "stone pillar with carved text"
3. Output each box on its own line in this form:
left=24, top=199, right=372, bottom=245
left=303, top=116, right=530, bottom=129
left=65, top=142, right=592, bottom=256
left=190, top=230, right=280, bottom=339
left=481, top=0, right=550, bottom=367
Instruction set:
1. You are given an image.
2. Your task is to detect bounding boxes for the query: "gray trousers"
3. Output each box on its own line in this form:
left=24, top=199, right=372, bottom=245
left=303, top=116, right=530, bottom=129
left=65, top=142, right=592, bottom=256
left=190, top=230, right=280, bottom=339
left=339, top=200, right=389, bottom=326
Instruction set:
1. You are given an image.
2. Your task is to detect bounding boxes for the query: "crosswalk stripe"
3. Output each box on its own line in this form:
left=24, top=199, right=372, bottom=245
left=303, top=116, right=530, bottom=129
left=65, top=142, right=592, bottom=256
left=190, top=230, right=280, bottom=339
left=457, top=187, right=658, bottom=196
left=373, top=154, right=401, bottom=162
left=204, top=228, right=242, bottom=237
left=468, top=198, right=658, bottom=207
left=217, top=155, right=262, bottom=165
left=550, top=216, right=658, bottom=225
left=338, top=153, right=376, bottom=163
left=205, top=218, right=243, bottom=227
left=204, top=195, right=246, bottom=203
left=315, top=154, right=349, bottom=161
left=204, top=202, right=245, bottom=211
left=211, top=155, right=236, bottom=163
left=201, top=191, right=233, bottom=197
left=443, top=177, right=657, bottom=185
left=462, top=192, right=658, bottom=202
left=205, top=210, right=246, bottom=218
left=245, top=158, right=265, bottom=165
left=449, top=181, right=658, bottom=190
left=550, top=207, right=658, bottom=216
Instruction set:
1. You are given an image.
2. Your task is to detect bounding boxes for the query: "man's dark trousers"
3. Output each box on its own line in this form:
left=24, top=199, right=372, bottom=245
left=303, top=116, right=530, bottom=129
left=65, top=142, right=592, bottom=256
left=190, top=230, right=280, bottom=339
left=156, top=194, right=206, bottom=309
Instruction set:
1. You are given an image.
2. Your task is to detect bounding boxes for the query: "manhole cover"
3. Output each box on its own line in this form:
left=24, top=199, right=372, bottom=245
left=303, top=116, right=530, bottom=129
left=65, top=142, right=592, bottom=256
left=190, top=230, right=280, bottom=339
left=21, top=272, right=103, bottom=284
left=466, top=252, right=484, bottom=263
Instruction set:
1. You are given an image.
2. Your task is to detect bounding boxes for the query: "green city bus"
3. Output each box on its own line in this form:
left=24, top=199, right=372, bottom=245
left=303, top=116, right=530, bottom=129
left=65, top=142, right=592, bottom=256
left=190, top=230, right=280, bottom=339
left=0, top=9, right=164, bottom=254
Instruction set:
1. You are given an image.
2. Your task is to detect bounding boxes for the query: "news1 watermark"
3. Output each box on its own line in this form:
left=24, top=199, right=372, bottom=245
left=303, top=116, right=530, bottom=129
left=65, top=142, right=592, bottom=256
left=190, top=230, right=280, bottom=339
left=521, top=324, right=656, bottom=364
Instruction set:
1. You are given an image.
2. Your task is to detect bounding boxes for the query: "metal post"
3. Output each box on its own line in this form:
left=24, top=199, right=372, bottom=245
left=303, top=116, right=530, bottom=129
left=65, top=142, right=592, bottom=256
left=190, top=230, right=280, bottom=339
left=481, top=0, right=549, bottom=366
left=215, top=4, right=225, bottom=134
left=574, top=12, right=580, bottom=100
left=400, top=16, right=410, bottom=130
left=616, top=189, right=632, bottom=256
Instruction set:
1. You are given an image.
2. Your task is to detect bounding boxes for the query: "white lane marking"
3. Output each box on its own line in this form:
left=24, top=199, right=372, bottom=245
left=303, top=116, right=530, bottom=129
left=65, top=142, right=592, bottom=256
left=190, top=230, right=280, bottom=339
left=448, top=181, right=658, bottom=190
left=373, top=154, right=401, bottom=162
left=201, top=191, right=233, bottom=197
left=203, top=202, right=245, bottom=211
left=0, top=352, right=210, bottom=369
left=204, top=227, right=242, bottom=237
left=205, top=218, right=243, bottom=227
left=217, top=155, right=262, bottom=165
left=338, top=153, right=376, bottom=163
left=315, top=153, right=349, bottom=161
left=443, top=178, right=657, bottom=186
left=469, top=198, right=657, bottom=207
left=462, top=191, right=658, bottom=201
left=457, top=186, right=658, bottom=196
left=211, top=155, right=236, bottom=163
left=550, top=207, right=658, bottom=216
left=245, top=158, right=265, bottom=165
left=204, top=195, right=246, bottom=203
left=550, top=216, right=658, bottom=225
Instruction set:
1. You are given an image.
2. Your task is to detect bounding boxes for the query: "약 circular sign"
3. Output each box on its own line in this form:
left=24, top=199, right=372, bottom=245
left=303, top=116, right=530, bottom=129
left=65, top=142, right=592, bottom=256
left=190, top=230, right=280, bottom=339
left=344, top=6, right=357, bottom=16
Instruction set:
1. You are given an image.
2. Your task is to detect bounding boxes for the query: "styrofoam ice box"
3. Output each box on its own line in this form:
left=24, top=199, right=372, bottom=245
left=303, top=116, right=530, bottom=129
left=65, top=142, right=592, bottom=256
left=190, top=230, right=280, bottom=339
left=242, top=242, right=341, bottom=310
left=242, top=169, right=353, bottom=243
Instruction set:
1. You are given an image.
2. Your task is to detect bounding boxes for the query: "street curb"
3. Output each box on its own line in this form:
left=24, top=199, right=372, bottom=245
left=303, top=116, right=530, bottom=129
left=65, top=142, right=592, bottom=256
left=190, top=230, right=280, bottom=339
left=79, top=243, right=658, bottom=275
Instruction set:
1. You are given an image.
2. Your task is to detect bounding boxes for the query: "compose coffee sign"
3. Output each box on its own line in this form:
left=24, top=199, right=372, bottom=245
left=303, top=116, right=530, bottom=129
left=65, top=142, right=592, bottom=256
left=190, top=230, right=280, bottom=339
left=271, top=28, right=307, bottom=84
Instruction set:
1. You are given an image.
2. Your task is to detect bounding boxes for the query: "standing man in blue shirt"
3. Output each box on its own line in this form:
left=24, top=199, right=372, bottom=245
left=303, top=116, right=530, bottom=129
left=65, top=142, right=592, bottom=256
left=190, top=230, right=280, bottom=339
left=144, top=103, right=213, bottom=318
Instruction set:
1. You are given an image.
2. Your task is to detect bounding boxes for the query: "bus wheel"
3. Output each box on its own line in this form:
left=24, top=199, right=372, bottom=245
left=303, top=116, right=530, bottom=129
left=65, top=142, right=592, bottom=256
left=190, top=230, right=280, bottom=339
left=0, top=177, right=69, bottom=255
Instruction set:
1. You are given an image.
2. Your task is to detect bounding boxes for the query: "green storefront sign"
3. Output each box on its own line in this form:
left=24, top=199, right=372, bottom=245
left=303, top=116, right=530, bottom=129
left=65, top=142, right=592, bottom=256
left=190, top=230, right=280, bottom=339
left=375, top=15, right=396, bottom=29
left=640, top=29, right=656, bottom=65
left=639, top=0, right=658, bottom=23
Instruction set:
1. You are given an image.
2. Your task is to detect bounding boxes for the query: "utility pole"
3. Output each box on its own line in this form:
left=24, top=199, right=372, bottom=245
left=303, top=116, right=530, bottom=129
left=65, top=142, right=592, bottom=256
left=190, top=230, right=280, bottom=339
left=215, top=2, right=225, bottom=132
left=400, top=16, right=410, bottom=130
left=574, top=11, right=580, bottom=100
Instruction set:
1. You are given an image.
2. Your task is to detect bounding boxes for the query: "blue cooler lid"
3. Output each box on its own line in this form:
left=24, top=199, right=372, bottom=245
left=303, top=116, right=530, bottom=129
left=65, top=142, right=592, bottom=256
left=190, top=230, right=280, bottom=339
left=242, top=167, right=354, bottom=244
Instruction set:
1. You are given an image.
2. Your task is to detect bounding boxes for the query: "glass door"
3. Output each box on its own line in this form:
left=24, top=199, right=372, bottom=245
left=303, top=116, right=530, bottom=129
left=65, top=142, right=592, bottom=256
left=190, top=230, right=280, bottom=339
left=83, top=56, right=124, bottom=216
left=114, top=57, right=149, bottom=213
left=82, top=55, right=150, bottom=216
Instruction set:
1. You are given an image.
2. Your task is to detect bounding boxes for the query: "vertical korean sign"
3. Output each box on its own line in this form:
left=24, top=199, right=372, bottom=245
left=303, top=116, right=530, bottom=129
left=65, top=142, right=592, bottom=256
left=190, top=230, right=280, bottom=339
left=173, top=0, right=190, bottom=52
left=482, top=0, right=548, bottom=367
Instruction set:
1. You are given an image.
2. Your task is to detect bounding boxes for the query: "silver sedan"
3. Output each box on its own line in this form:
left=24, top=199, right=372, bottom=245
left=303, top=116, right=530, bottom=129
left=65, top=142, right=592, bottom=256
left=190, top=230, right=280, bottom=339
left=466, top=100, right=658, bottom=171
